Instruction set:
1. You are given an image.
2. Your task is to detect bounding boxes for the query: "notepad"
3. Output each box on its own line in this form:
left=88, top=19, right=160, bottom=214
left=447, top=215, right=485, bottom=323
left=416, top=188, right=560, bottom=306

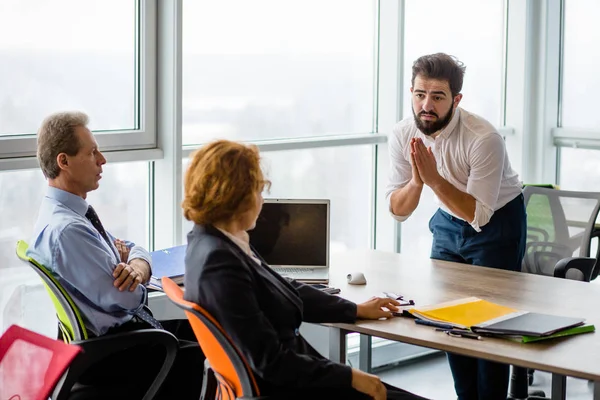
left=147, top=276, right=164, bottom=291
left=409, top=297, right=586, bottom=337
left=519, top=324, right=595, bottom=343
left=150, top=245, right=186, bottom=285
left=472, top=312, right=585, bottom=337
left=408, top=297, right=518, bottom=329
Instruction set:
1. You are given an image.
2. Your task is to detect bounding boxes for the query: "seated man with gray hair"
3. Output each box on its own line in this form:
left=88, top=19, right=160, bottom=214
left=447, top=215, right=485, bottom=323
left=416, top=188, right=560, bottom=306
left=28, top=111, right=204, bottom=400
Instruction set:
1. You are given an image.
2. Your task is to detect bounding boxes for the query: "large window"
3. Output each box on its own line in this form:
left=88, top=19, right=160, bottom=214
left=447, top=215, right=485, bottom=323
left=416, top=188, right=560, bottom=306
left=402, top=0, right=505, bottom=125
left=399, top=0, right=505, bottom=253
left=0, top=169, right=46, bottom=269
left=558, top=148, right=600, bottom=191
left=182, top=145, right=373, bottom=251
left=86, top=162, right=150, bottom=248
left=0, top=162, right=149, bottom=336
left=561, top=0, right=600, bottom=129
left=0, top=0, right=137, bottom=135
left=182, top=0, right=377, bottom=145
left=262, top=146, right=373, bottom=251
left=558, top=1, right=600, bottom=196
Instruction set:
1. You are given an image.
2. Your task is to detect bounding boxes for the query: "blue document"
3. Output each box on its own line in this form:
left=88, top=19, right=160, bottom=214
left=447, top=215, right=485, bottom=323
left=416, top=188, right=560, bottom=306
left=150, top=245, right=187, bottom=284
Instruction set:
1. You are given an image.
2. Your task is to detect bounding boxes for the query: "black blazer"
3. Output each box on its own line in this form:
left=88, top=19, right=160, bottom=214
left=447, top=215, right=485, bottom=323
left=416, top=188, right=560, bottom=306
left=183, top=224, right=357, bottom=394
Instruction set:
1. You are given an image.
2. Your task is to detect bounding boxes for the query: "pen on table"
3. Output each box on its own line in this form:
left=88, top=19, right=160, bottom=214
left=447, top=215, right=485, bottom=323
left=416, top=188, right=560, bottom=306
left=414, top=318, right=462, bottom=330
left=436, top=328, right=482, bottom=340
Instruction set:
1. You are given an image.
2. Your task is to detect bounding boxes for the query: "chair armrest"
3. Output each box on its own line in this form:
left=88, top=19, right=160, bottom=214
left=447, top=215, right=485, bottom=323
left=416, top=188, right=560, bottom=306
left=523, top=241, right=573, bottom=275
left=554, top=257, right=596, bottom=281
left=591, top=228, right=600, bottom=280
left=54, top=329, right=178, bottom=400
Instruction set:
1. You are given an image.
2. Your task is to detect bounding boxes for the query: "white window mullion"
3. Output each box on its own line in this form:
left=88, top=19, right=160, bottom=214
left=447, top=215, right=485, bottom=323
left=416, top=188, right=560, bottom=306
left=504, top=0, right=560, bottom=184
left=541, top=0, right=562, bottom=184
left=153, top=0, right=183, bottom=250
left=374, top=0, right=403, bottom=252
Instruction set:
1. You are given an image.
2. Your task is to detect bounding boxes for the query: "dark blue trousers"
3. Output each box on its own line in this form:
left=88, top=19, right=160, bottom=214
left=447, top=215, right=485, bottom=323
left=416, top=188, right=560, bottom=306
left=428, top=194, right=526, bottom=400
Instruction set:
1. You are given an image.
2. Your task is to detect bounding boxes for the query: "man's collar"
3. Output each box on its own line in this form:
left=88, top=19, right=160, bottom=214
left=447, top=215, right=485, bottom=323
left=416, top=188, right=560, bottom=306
left=46, top=186, right=88, bottom=217
left=435, top=107, right=461, bottom=139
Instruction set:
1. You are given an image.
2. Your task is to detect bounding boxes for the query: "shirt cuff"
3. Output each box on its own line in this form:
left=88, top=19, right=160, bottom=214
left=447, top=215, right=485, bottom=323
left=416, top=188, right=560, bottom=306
left=470, top=200, right=494, bottom=232
left=128, top=246, right=152, bottom=267
left=388, top=203, right=411, bottom=222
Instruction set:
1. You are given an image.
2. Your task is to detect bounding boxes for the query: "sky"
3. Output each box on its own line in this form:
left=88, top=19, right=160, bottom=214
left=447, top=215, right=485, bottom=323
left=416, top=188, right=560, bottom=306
left=183, top=0, right=375, bottom=55
left=0, top=0, right=134, bottom=51
left=0, top=0, right=374, bottom=55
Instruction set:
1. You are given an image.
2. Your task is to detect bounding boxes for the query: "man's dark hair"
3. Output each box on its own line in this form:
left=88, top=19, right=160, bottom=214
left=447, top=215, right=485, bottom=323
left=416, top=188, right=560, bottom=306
left=411, top=53, right=466, bottom=97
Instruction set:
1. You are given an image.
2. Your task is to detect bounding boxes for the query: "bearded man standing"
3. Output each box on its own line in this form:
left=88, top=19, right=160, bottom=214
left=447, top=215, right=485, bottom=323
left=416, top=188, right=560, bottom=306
left=386, top=53, right=526, bottom=400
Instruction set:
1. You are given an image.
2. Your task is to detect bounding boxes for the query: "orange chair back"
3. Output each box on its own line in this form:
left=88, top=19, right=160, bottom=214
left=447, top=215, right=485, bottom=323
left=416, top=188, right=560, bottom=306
left=161, top=277, right=259, bottom=399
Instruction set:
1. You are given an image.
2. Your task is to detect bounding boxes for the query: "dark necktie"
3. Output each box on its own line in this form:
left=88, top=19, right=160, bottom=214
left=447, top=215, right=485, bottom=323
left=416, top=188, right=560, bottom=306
left=85, top=206, right=163, bottom=330
left=85, top=205, right=110, bottom=245
left=136, top=307, right=164, bottom=329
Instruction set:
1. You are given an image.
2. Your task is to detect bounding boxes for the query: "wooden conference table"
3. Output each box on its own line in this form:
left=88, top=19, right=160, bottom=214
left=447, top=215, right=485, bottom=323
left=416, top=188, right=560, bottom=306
left=148, top=249, right=600, bottom=400
left=323, top=250, right=600, bottom=400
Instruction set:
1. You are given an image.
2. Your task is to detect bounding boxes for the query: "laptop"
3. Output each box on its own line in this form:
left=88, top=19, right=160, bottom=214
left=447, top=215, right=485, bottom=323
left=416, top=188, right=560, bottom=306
left=248, top=199, right=330, bottom=283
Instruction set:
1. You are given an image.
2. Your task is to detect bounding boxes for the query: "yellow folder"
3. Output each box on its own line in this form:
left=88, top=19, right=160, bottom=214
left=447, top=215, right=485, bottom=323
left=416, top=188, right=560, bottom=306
left=409, top=297, right=518, bottom=329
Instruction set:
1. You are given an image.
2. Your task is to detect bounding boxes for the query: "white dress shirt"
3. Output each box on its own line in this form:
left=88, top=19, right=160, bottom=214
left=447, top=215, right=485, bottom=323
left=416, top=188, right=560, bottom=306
left=386, top=107, right=522, bottom=232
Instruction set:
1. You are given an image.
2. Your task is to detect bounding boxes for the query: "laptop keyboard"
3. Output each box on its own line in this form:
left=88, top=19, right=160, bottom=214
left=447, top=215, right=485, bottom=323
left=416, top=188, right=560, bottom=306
left=273, top=267, right=315, bottom=274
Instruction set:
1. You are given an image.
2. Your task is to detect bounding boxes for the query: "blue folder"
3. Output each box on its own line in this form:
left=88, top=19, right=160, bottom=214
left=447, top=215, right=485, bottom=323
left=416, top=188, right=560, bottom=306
left=150, top=245, right=187, bottom=285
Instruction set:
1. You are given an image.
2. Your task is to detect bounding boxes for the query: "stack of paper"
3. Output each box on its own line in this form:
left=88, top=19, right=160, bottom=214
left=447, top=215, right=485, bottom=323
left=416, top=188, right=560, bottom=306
left=520, top=325, right=595, bottom=343
left=410, top=297, right=591, bottom=339
left=147, top=276, right=164, bottom=291
left=473, top=311, right=585, bottom=337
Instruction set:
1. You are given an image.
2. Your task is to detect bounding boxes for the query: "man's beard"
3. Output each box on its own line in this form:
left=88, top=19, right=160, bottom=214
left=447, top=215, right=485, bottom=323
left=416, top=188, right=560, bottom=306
left=412, top=105, right=454, bottom=136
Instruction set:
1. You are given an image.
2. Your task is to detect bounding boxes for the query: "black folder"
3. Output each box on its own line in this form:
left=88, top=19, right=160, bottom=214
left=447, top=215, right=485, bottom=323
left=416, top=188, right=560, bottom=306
left=471, top=312, right=585, bottom=337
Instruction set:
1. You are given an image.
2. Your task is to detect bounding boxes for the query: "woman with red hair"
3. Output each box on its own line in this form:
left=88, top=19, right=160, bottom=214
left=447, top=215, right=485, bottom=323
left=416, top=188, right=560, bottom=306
left=182, top=140, right=427, bottom=400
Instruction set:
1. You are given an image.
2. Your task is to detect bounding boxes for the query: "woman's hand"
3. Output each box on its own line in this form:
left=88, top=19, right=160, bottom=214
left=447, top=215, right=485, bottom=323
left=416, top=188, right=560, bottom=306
left=351, top=368, right=387, bottom=400
left=356, top=297, right=400, bottom=320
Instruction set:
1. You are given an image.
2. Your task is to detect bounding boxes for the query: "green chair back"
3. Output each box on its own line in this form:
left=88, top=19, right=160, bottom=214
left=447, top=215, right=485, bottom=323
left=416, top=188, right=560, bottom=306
left=16, top=240, right=88, bottom=342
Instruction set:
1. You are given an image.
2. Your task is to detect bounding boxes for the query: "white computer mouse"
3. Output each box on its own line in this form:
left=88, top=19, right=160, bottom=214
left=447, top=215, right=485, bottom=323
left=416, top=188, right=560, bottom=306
left=347, top=272, right=367, bottom=285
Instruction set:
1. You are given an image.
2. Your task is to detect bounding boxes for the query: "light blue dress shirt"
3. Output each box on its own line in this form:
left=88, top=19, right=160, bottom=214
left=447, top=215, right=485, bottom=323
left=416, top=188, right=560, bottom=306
left=27, top=186, right=152, bottom=336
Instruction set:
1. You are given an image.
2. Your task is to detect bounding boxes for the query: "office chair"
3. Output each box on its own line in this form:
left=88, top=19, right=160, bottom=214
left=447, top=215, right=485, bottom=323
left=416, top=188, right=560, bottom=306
left=521, top=186, right=600, bottom=277
left=509, top=186, right=600, bottom=400
left=16, top=240, right=179, bottom=400
left=161, top=277, right=269, bottom=400
left=0, top=324, right=82, bottom=400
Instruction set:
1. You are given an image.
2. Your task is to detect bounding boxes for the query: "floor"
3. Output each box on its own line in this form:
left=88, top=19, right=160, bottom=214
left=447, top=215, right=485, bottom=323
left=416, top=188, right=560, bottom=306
left=377, top=351, right=596, bottom=400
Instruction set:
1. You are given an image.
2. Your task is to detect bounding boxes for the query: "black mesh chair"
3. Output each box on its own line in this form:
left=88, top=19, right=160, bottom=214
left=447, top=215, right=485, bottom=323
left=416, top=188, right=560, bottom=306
left=16, top=240, right=179, bottom=400
left=521, top=186, right=600, bottom=277
left=508, top=186, right=600, bottom=400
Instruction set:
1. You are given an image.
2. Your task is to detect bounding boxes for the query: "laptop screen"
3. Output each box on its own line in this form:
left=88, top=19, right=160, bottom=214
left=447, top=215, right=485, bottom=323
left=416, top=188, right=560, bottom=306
left=248, top=199, right=330, bottom=267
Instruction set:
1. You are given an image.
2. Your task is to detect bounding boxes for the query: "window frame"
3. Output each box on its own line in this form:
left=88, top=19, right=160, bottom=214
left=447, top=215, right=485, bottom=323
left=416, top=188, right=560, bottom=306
left=553, top=0, right=600, bottom=151
left=0, top=0, right=157, bottom=166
